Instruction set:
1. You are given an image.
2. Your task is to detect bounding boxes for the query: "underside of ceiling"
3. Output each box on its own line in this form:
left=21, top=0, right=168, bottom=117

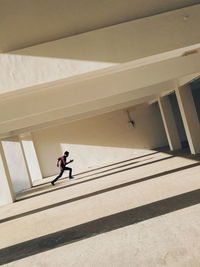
left=0, top=1, right=200, bottom=137
left=0, top=0, right=200, bottom=52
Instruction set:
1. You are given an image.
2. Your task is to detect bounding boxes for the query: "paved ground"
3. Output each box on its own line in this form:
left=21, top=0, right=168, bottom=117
left=0, top=148, right=200, bottom=266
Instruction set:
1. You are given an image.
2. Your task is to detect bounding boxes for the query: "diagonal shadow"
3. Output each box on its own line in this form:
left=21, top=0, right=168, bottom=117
left=22, top=159, right=142, bottom=196
left=155, top=146, right=200, bottom=161
left=4, top=162, right=199, bottom=225
left=0, top=189, right=199, bottom=265
left=28, top=157, right=153, bottom=196
left=32, top=151, right=159, bottom=189
left=17, top=155, right=174, bottom=201
left=77, top=159, right=152, bottom=179
left=74, top=151, right=159, bottom=176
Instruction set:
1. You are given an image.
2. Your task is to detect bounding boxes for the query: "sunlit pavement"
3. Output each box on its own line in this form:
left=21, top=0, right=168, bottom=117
left=0, top=148, right=200, bottom=266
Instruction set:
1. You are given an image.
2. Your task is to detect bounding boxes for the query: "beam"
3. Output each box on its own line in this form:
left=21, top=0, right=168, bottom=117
left=0, top=5, right=200, bottom=94
left=0, top=52, right=199, bottom=135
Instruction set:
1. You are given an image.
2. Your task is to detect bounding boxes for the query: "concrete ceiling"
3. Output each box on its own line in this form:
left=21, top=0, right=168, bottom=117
left=0, top=0, right=200, bottom=52
left=0, top=1, right=200, bottom=138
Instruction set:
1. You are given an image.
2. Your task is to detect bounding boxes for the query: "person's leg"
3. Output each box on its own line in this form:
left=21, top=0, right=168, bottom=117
left=51, top=170, right=64, bottom=185
left=64, top=167, right=73, bottom=178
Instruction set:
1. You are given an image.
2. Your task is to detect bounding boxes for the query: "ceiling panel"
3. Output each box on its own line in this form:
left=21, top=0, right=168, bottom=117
left=0, top=0, right=199, bottom=52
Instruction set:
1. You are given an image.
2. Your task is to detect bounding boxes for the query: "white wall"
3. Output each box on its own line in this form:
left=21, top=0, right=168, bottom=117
left=32, top=105, right=167, bottom=177
left=1, top=137, right=32, bottom=193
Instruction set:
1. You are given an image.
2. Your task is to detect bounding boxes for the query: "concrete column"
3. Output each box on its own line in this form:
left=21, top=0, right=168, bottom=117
left=0, top=142, right=15, bottom=206
left=158, top=96, right=181, bottom=151
left=1, top=136, right=32, bottom=193
left=19, top=133, right=42, bottom=182
left=175, top=85, right=200, bottom=154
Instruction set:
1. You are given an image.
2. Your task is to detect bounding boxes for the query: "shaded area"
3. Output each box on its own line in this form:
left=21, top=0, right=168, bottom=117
left=1, top=162, right=200, bottom=224
left=17, top=155, right=174, bottom=201
left=0, top=189, right=199, bottom=265
left=2, top=0, right=199, bottom=53
left=155, top=146, right=200, bottom=161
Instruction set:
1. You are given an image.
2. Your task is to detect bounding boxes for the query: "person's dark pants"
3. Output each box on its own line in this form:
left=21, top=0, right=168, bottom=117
left=52, top=167, right=73, bottom=183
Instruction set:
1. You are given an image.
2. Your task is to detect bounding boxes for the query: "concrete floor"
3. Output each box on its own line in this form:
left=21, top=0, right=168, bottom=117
left=0, top=148, right=200, bottom=266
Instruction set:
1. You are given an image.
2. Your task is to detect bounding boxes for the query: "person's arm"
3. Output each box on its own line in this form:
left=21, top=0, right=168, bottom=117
left=57, top=158, right=61, bottom=167
left=66, top=159, right=74, bottom=165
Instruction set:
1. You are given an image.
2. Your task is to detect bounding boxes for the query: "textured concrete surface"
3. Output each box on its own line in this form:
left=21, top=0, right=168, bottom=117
left=0, top=148, right=200, bottom=266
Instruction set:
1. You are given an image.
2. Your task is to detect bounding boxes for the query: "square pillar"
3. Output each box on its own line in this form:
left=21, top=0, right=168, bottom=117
left=1, top=136, right=32, bottom=193
left=19, top=133, right=42, bottom=182
left=175, top=85, right=200, bottom=154
left=0, top=142, right=15, bottom=206
left=158, top=96, right=181, bottom=151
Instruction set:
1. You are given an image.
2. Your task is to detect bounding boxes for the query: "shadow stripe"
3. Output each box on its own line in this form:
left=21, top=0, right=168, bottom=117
left=74, top=151, right=159, bottom=176
left=20, top=159, right=142, bottom=196
left=0, top=189, right=199, bottom=265
left=30, top=151, right=159, bottom=189
left=1, top=162, right=199, bottom=224
left=17, top=155, right=174, bottom=201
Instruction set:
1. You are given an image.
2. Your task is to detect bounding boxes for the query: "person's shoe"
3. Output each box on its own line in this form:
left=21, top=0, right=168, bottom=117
left=51, top=181, right=55, bottom=186
left=69, top=176, right=75, bottom=179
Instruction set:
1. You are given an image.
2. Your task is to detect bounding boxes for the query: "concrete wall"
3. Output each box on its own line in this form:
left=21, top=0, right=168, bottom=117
left=1, top=137, right=31, bottom=193
left=0, top=5, right=199, bottom=93
left=32, top=105, right=167, bottom=177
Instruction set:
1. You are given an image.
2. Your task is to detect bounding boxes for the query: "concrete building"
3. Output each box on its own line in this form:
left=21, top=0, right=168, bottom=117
left=0, top=0, right=200, bottom=206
